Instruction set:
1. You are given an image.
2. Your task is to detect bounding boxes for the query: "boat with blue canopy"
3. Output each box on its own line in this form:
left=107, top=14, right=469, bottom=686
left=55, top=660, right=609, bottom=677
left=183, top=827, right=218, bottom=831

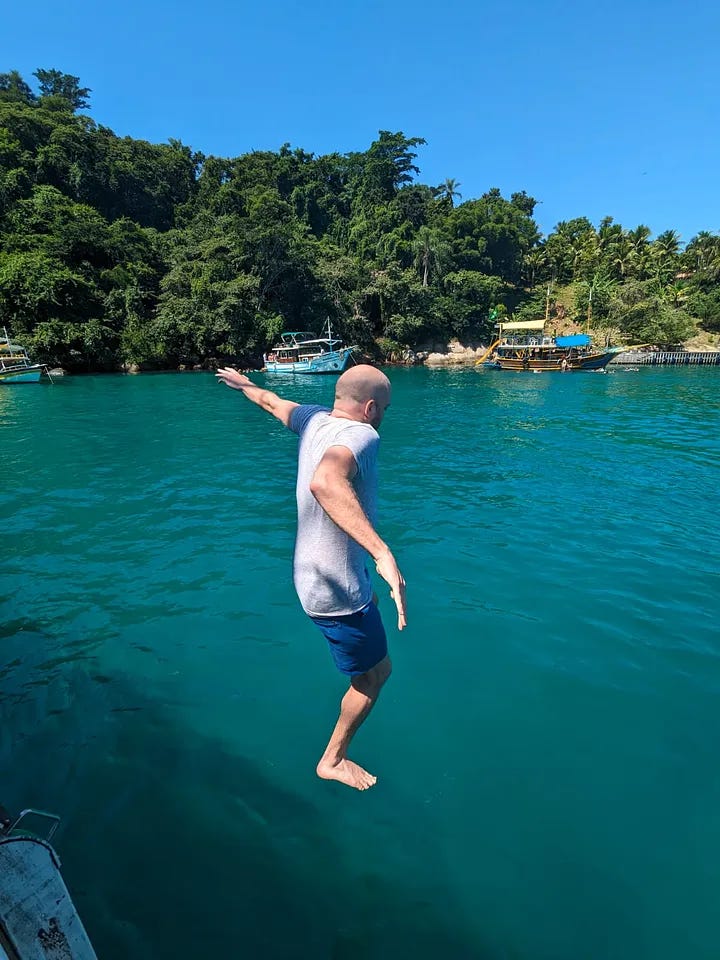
left=477, top=319, right=622, bottom=372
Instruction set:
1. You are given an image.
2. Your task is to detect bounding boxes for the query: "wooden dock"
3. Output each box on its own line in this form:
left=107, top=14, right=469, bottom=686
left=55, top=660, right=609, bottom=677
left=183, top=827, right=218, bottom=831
left=612, top=351, right=720, bottom=365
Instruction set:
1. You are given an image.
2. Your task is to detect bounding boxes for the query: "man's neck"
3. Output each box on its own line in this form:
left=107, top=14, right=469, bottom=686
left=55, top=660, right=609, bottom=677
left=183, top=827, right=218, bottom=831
left=330, top=406, right=364, bottom=423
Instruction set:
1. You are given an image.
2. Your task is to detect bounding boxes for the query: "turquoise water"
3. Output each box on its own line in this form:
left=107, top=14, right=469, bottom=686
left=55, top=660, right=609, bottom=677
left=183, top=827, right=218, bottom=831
left=1, top=367, right=719, bottom=959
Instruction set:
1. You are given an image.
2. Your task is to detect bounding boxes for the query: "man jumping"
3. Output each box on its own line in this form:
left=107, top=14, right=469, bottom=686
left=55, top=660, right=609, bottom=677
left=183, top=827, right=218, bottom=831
left=216, top=363, right=407, bottom=791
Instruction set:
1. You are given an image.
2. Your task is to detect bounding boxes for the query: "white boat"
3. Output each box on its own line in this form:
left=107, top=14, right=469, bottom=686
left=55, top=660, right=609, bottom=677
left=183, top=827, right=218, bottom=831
left=0, top=806, right=97, bottom=958
left=0, top=330, right=44, bottom=384
left=263, top=320, right=355, bottom=375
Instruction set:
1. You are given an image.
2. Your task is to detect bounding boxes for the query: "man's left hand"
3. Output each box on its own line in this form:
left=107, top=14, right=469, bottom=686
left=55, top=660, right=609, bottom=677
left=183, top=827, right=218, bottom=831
left=374, top=549, right=407, bottom=631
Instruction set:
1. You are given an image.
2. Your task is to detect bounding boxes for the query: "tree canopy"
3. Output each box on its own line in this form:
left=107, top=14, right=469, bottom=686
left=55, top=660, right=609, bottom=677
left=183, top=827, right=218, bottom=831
left=1, top=67, right=717, bottom=371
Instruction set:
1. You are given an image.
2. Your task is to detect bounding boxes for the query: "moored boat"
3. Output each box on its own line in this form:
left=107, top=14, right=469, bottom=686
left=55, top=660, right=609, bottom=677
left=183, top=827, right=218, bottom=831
left=0, top=329, right=44, bottom=384
left=263, top=320, right=355, bottom=375
left=478, top=319, right=622, bottom=372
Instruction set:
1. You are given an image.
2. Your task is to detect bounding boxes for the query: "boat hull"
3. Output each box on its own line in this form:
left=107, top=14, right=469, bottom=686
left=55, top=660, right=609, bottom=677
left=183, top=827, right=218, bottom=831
left=0, top=365, right=43, bottom=383
left=264, top=348, right=354, bottom=375
left=495, top=351, right=614, bottom=372
left=0, top=836, right=97, bottom=958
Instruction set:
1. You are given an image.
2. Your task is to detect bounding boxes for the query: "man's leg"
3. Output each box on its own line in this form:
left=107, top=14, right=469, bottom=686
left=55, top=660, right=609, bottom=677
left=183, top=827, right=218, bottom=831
left=316, top=655, right=392, bottom=791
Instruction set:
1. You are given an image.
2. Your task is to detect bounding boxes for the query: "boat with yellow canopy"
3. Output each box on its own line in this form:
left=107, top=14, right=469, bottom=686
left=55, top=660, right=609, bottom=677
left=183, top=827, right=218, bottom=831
left=477, top=319, right=622, bottom=372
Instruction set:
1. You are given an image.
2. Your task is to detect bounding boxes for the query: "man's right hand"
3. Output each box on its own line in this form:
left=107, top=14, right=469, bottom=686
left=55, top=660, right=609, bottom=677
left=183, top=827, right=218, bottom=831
left=216, top=368, right=253, bottom=390
left=374, top=549, right=407, bottom=631
left=216, top=369, right=299, bottom=427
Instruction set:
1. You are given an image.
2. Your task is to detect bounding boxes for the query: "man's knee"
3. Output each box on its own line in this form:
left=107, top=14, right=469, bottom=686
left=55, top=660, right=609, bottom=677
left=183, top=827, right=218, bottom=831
left=377, top=655, right=392, bottom=684
left=353, top=655, right=392, bottom=694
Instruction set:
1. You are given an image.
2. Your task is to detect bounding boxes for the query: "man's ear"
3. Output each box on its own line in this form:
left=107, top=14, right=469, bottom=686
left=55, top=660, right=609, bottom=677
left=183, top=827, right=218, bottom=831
left=364, top=398, right=376, bottom=421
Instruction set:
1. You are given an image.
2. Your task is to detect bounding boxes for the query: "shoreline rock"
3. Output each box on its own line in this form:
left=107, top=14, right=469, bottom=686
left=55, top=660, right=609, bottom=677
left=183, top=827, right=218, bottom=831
left=422, top=339, right=488, bottom=366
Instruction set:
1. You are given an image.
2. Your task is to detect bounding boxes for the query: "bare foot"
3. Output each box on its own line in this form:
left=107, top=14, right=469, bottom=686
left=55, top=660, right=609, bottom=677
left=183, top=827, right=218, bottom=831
left=316, top=758, right=377, bottom=791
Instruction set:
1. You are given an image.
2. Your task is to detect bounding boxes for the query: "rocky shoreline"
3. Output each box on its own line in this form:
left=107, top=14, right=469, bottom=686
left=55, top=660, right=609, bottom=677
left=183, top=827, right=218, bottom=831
left=393, top=340, right=489, bottom=366
left=47, top=333, right=720, bottom=377
left=120, top=341, right=490, bottom=374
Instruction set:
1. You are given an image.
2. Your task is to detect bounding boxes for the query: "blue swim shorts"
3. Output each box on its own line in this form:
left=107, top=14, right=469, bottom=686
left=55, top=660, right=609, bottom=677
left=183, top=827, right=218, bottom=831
left=309, top=601, right=388, bottom=677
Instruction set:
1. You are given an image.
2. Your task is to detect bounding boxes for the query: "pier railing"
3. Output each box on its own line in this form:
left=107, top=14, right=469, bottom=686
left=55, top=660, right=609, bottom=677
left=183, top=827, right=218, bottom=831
left=611, top=351, right=720, bottom=365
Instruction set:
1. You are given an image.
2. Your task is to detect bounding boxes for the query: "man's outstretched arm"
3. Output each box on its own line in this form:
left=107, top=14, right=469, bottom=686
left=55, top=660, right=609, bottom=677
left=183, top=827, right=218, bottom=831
left=310, top=445, right=407, bottom=631
left=215, top=368, right=299, bottom=428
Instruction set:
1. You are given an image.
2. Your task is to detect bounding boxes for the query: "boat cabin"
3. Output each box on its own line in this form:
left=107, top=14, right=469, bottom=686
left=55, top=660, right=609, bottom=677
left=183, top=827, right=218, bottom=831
left=267, top=330, right=342, bottom=364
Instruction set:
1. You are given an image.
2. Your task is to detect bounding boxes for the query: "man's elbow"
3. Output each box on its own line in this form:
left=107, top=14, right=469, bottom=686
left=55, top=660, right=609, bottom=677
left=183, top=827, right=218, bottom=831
left=260, top=392, right=275, bottom=413
left=309, top=473, right=329, bottom=502
left=310, top=469, right=343, bottom=504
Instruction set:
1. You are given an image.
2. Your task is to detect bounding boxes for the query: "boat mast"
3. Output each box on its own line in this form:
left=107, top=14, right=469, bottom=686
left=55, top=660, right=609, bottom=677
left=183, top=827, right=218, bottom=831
left=586, top=285, right=593, bottom=333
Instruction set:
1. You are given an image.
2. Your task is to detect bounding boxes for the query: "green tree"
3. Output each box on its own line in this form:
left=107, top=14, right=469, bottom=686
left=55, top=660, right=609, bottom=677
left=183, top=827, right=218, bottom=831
left=605, top=279, right=694, bottom=345
left=544, top=218, right=597, bottom=281
left=687, top=286, right=720, bottom=332
left=627, top=225, right=652, bottom=278
left=434, top=177, right=462, bottom=208
left=442, top=270, right=502, bottom=338
left=412, top=226, right=449, bottom=287
left=522, top=247, right=547, bottom=288
left=33, top=69, right=91, bottom=110
left=574, top=274, right=617, bottom=326
left=684, top=231, right=720, bottom=276
left=349, top=131, right=425, bottom=207
left=447, top=188, right=539, bottom=282
left=650, top=229, right=681, bottom=283
left=0, top=71, right=36, bottom=103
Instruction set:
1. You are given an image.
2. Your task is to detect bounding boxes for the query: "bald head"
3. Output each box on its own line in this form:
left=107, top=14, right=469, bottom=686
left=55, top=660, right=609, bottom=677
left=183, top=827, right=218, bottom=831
left=333, top=364, right=391, bottom=429
left=335, top=364, right=390, bottom=404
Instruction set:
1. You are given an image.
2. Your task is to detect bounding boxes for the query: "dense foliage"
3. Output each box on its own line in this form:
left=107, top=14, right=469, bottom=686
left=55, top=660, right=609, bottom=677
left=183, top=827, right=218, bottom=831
left=1, top=68, right=718, bottom=370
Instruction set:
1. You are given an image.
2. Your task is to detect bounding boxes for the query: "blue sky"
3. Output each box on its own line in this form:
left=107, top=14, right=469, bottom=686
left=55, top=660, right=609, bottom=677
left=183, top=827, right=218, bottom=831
left=3, top=0, right=719, bottom=241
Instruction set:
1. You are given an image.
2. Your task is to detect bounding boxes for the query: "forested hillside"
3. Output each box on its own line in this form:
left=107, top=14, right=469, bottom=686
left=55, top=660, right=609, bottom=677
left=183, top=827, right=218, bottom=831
left=1, top=68, right=718, bottom=370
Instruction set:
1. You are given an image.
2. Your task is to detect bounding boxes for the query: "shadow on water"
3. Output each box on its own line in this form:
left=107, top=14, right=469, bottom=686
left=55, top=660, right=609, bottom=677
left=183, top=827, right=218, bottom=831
left=0, top=662, right=484, bottom=960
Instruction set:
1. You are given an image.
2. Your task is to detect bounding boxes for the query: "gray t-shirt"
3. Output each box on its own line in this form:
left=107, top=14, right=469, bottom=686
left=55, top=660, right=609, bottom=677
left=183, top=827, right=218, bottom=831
left=289, top=404, right=380, bottom=616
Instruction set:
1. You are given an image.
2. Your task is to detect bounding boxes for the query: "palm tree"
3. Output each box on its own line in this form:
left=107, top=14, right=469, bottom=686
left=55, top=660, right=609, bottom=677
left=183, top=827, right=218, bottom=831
left=412, top=226, right=448, bottom=287
left=626, top=225, right=651, bottom=277
left=651, top=229, right=681, bottom=284
left=664, top=281, right=689, bottom=308
left=653, top=229, right=681, bottom=261
left=575, top=273, right=616, bottom=328
left=522, top=248, right=547, bottom=289
left=628, top=225, right=652, bottom=248
left=570, top=234, right=598, bottom=277
left=435, top=178, right=462, bottom=208
left=685, top=231, right=719, bottom=271
left=597, top=217, right=623, bottom=255
left=548, top=218, right=597, bottom=280
left=707, top=247, right=720, bottom=280
left=610, top=236, right=634, bottom=279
